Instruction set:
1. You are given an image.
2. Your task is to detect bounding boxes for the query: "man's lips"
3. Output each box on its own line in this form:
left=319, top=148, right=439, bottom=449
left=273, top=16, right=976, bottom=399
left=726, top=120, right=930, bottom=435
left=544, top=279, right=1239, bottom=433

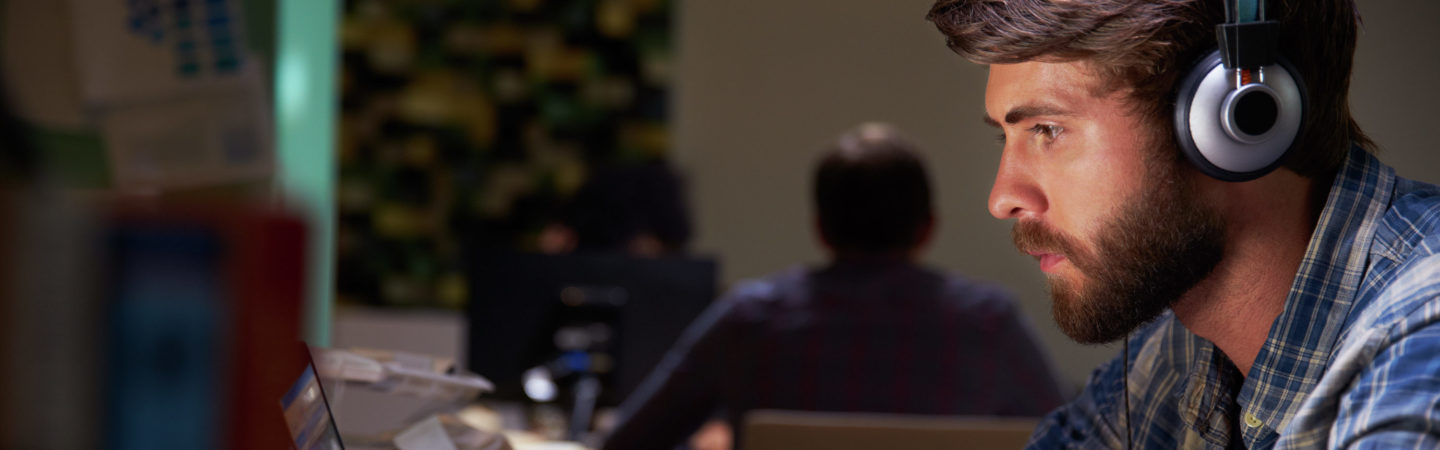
left=1028, top=251, right=1067, bottom=273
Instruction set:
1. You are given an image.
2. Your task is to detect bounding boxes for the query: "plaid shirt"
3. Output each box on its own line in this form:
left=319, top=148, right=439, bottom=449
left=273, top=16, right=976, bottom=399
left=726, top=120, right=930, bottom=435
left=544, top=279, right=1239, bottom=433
left=1029, top=147, right=1440, bottom=449
left=604, top=260, right=1066, bottom=450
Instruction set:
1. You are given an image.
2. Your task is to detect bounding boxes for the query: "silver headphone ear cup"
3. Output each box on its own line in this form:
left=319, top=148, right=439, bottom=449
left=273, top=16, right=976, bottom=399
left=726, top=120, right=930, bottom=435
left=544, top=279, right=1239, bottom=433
left=1173, top=50, right=1304, bottom=182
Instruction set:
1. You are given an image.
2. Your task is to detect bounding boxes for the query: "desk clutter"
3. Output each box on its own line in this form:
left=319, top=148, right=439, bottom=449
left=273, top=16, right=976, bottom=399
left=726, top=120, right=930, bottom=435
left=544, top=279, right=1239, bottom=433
left=0, top=196, right=596, bottom=449
left=0, top=196, right=309, bottom=449
left=326, top=252, right=719, bottom=449
left=285, top=346, right=509, bottom=450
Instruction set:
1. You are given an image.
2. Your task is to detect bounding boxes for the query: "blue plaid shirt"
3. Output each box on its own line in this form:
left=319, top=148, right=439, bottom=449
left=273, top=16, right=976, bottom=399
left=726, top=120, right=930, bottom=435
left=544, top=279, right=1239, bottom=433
left=1029, top=147, right=1440, bottom=449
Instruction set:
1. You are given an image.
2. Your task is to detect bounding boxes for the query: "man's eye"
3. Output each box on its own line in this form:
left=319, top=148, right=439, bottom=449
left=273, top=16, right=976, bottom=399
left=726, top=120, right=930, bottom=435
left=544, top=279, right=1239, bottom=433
left=995, top=132, right=1007, bottom=144
left=1030, top=124, right=1062, bottom=141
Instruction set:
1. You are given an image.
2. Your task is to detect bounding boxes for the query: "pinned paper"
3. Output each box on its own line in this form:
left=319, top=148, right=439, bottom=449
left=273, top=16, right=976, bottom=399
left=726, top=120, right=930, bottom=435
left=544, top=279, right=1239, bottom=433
left=64, top=0, right=274, bottom=191
left=97, top=81, right=272, bottom=190
left=68, top=0, right=253, bottom=106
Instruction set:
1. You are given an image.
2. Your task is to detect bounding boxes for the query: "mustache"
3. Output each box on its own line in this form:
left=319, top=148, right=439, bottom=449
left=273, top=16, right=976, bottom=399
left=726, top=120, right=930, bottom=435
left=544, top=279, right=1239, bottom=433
left=1012, top=220, right=1078, bottom=260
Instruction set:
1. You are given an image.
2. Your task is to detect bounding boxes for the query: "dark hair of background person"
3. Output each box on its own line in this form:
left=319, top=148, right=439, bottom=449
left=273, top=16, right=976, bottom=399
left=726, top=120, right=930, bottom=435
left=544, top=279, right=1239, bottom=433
left=813, top=123, right=934, bottom=254
left=926, top=0, right=1369, bottom=179
left=562, top=159, right=693, bottom=254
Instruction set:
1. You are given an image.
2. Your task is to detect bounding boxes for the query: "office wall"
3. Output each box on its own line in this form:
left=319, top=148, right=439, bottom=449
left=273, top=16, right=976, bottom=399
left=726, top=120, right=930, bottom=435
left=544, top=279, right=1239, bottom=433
left=672, top=0, right=1440, bottom=388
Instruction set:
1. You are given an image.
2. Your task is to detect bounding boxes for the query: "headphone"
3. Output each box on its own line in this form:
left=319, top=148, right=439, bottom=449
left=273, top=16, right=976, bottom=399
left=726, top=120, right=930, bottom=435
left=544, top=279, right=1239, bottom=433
left=1173, top=0, right=1305, bottom=182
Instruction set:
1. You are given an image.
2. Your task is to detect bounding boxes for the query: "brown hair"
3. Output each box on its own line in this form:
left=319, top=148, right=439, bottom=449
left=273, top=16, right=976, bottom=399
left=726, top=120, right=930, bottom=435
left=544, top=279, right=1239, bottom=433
left=814, top=123, right=934, bottom=253
left=927, top=0, right=1371, bottom=178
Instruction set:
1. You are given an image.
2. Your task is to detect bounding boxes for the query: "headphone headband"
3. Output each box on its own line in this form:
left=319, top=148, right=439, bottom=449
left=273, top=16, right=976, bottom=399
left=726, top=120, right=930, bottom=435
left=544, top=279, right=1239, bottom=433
left=1172, top=0, right=1303, bottom=182
left=1228, top=0, right=1262, bottom=23
left=1218, top=0, right=1279, bottom=70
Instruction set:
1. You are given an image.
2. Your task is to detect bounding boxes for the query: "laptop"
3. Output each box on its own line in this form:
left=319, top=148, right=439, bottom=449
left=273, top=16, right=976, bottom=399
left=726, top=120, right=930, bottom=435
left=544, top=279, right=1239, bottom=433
left=280, top=345, right=346, bottom=450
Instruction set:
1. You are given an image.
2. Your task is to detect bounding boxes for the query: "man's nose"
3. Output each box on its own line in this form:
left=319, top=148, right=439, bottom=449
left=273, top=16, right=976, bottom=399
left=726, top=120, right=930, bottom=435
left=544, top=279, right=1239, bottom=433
left=988, top=147, right=1045, bottom=220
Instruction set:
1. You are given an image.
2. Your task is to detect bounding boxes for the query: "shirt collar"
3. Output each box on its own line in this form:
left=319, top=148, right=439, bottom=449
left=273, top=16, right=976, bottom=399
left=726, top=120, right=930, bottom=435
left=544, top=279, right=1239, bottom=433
left=1235, top=146, right=1396, bottom=440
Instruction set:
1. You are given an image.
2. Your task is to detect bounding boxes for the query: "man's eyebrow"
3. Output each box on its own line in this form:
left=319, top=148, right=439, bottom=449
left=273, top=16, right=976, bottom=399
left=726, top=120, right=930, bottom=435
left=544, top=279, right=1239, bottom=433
left=1002, top=104, right=1071, bottom=125
left=981, top=103, right=1071, bottom=128
left=982, top=114, right=1001, bottom=128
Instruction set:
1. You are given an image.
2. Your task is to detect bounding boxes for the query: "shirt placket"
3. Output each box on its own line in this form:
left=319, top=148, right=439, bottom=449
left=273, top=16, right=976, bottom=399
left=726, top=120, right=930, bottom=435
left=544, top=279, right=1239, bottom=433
left=1177, top=346, right=1243, bottom=449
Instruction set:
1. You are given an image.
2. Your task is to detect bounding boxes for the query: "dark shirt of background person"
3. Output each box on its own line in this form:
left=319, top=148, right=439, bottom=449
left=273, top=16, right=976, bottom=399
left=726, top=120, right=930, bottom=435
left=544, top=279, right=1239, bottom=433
left=601, top=123, right=1067, bottom=450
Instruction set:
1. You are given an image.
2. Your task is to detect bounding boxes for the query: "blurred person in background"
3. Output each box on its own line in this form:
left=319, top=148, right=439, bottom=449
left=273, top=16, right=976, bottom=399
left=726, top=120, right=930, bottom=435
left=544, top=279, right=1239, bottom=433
left=602, top=123, right=1065, bottom=450
left=539, top=159, right=693, bottom=258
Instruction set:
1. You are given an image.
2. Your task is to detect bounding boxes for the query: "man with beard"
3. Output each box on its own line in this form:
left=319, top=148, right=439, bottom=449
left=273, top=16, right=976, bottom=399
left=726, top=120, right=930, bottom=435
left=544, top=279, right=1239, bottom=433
left=927, top=0, right=1440, bottom=448
left=602, top=123, right=1065, bottom=450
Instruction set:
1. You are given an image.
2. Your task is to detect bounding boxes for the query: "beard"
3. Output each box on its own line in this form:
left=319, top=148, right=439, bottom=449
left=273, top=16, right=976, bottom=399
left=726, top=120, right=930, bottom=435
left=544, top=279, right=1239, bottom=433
left=1013, top=154, right=1226, bottom=344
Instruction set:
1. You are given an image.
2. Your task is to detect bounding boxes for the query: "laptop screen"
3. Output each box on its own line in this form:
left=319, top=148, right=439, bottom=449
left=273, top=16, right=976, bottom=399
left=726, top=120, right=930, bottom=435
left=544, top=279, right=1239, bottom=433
left=280, top=356, right=345, bottom=450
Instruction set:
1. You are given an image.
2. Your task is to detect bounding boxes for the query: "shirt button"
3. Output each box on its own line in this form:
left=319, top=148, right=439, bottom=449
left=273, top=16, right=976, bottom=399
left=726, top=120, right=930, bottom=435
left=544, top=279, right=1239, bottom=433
left=1244, top=413, right=1263, bottom=428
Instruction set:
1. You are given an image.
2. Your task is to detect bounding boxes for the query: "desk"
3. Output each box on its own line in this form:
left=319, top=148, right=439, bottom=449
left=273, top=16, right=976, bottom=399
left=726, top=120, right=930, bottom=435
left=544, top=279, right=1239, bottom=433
left=743, top=410, right=1038, bottom=450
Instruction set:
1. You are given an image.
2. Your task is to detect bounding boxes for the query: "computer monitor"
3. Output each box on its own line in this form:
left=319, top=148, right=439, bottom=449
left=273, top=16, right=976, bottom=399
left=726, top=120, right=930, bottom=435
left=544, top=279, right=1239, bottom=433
left=465, top=251, right=716, bottom=407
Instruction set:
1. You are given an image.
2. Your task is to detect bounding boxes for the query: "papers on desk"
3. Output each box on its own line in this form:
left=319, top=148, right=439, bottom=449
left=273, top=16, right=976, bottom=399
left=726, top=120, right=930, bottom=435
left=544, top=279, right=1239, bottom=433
left=315, top=347, right=495, bottom=403
left=394, top=416, right=459, bottom=450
